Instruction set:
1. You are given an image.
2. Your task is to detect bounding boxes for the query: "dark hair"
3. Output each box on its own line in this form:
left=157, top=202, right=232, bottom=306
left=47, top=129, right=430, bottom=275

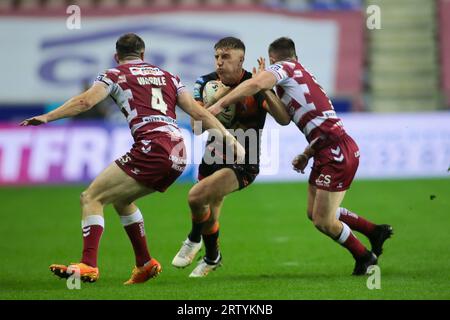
left=214, top=37, right=245, bottom=52
left=116, top=33, right=145, bottom=60
left=268, top=37, right=297, bottom=60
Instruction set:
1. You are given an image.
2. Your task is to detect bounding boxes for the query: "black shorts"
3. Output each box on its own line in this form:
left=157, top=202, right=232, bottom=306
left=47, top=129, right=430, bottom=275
left=198, top=161, right=259, bottom=190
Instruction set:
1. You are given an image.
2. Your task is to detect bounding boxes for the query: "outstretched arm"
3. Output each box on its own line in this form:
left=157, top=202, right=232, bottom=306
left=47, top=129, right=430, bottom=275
left=20, top=83, right=109, bottom=126
left=207, top=70, right=277, bottom=116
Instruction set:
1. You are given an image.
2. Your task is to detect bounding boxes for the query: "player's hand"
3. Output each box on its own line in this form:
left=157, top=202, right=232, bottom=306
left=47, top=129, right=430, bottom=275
left=292, top=137, right=321, bottom=173
left=20, top=115, right=48, bottom=126
left=292, top=153, right=310, bottom=174
left=252, top=57, right=266, bottom=77
left=213, top=83, right=230, bottom=101
left=207, top=103, right=223, bottom=116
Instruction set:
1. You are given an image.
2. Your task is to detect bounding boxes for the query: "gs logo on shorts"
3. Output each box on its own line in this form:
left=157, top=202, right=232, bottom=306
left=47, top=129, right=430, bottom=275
left=309, top=133, right=359, bottom=192
left=315, top=174, right=332, bottom=188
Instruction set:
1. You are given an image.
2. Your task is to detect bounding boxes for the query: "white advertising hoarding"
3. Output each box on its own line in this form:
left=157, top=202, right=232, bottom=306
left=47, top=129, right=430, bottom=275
left=0, top=10, right=338, bottom=103
left=0, top=112, right=449, bottom=185
left=258, top=112, right=450, bottom=181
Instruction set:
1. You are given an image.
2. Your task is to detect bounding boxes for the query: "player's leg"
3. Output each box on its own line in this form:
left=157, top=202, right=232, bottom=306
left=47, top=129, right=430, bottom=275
left=306, top=185, right=317, bottom=221
left=310, top=179, right=393, bottom=256
left=311, top=185, right=392, bottom=255
left=329, top=133, right=393, bottom=252
left=171, top=178, right=210, bottom=269
left=312, top=189, right=376, bottom=275
left=113, top=201, right=152, bottom=268
left=110, top=134, right=185, bottom=284
left=188, top=168, right=239, bottom=221
left=312, top=189, right=347, bottom=237
left=201, top=198, right=223, bottom=263
left=172, top=168, right=238, bottom=269
left=80, top=161, right=154, bottom=263
left=335, top=207, right=376, bottom=236
left=113, top=200, right=162, bottom=284
left=188, top=198, right=224, bottom=278
left=50, top=162, right=154, bottom=282
left=335, top=207, right=393, bottom=257
left=188, top=168, right=238, bottom=255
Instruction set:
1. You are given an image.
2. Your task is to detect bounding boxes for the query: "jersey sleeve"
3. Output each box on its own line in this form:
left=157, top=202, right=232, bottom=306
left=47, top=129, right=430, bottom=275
left=171, top=75, right=188, bottom=96
left=94, top=68, right=120, bottom=94
left=193, top=76, right=207, bottom=103
left=266, top=63, right=291, bottom=85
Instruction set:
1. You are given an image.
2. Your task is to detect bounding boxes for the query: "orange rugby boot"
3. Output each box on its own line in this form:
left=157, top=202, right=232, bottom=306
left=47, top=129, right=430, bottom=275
left=124, top=258, right=162, bottom=285
left=49, top=263, right=99, bottom=283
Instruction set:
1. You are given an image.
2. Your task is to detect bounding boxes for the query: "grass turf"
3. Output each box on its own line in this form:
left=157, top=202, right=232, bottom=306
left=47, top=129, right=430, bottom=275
left=0, top=179, right=449, bottom=300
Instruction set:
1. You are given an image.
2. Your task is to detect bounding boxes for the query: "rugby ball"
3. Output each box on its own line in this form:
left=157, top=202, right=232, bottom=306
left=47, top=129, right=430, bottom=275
left=202, top=80, right=236, bottom=127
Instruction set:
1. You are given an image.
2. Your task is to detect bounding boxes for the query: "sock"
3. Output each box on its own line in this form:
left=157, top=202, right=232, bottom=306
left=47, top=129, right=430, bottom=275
left=336, top=222, right=368, bottom=259
left=202, top=222, right=220, bottom=262
left=120, top=209, right=151, bottom=267
left=336, top=207, right=376, bottom=237
left=188, top=209, right=211, bottom=243
left=81, top=215, right=104, bottom=268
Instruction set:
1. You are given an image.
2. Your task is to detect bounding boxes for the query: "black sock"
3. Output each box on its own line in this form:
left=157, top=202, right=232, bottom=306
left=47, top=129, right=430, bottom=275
left=188, top=220, right=203, bottom=243
left=203, top=230, right=220, bottom=262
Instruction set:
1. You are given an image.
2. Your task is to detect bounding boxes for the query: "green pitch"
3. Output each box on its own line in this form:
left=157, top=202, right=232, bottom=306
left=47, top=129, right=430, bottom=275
left=0, top=179, right=449, bottom=300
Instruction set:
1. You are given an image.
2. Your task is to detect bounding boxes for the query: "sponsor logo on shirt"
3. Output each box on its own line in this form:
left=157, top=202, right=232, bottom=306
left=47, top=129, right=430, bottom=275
left=269, top=64, right=282, bottom=71
left=130, top=66, right=165, bottom=76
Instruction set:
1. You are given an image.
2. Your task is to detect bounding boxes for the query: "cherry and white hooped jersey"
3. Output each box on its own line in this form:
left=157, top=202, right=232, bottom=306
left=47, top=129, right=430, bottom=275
left=95, top=60, right=187, bottom=139
left=267, top=60, right=345, bottom=142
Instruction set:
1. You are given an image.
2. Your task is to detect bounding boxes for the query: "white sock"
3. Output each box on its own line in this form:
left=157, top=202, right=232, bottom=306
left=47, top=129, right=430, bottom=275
left=82, top=215, right=104, bottom=228
left=81, top=215, right=104, bottom=237
left=120, top=209, right=143, bottom=227
left=337, top=222, right=351, bottom=244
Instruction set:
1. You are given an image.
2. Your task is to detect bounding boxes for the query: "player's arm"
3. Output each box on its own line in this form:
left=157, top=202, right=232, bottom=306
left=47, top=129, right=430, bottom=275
left=178, top=91, right=230, bottom=135
left=252, top=57, right=290, bottom=125
left=208, top=71, right=277, bottom=116
left=189, top=100, right=203, bottom=132
left=292, top=137, right=320, bottom=174
left=204, top=84, right=231, bottom=108
left=20, top=83, right=109, bottom=126
left=177, top=91, right=245, bottom=162
left=262, top=90, right=291, bottom=125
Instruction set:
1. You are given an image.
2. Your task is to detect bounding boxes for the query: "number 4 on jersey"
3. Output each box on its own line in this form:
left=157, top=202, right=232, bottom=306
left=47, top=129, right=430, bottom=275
left=120, top=87, right=168, bottom=121
left=151, top=88, right=167, bottom=114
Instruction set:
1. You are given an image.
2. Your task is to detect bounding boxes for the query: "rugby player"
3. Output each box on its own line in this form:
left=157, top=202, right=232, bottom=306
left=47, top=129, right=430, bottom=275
left=172, top=37, right=286, bottom=277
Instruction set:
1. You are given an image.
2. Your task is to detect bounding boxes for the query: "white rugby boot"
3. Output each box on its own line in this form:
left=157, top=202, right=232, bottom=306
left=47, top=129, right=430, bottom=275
left=172, top=238, right=202, bottom=268
left=189, top=254, right=222, bottom=278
